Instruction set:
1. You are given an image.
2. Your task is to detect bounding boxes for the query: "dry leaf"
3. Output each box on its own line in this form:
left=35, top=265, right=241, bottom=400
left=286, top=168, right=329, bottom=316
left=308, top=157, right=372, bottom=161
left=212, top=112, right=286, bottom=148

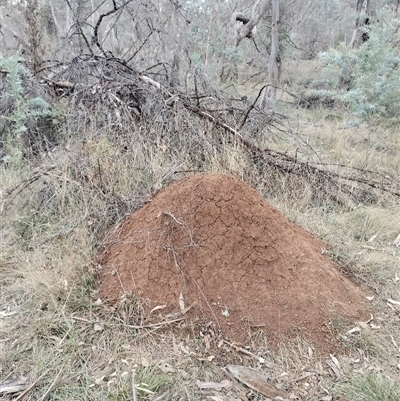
left=150, top=304, right=166, bottom=314
left=204, top=334, right=211, bottom=350
left=140, top=356, right=149, bottom=367
left=172, top=333, right=179, bottom=354
left=136, top=386, right=154, bottom=394
left=226, top=365, right=288, bottom=399
left=93, top=323, right=103, bottom=331
left=292, top=372, right=314, bottom=383
left=330, top=354, right=341, bottom=369
left=159, top=362, right=175, bottom=373
left=0, top=310, right=16, bottom=317
left=367, top=233, right=378, bottom=242
left=196, top=379, right=231, bottom=389
left=390, top=335, right=399, bottom=351
left=180, top=343, right=190, bottom=355
left=107, top=377, right=117, bottom=388
left=221, top=308, right=230, bottom=317
left=179, top=292, right=185, bottom=311
left=346, top=327, right=361, bottom=335
left=327, top=354, right=342, bottom=377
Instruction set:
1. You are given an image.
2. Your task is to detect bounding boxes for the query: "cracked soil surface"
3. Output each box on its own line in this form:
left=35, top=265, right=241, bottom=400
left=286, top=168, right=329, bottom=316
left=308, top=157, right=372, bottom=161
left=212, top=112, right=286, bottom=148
left=98, top=173, right=368, bottom=350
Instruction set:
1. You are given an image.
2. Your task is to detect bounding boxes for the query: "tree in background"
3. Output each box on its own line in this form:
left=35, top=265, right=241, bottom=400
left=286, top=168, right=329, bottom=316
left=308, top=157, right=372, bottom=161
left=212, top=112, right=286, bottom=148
left=220, top=0, right=269, bottom=83
left=263, top=0, right=280, bottom=109
left=350, top=0, right=371, bottom=48
left=319, top=10, right=400, bottom=122
left=0, top=0, right=396, bottom=117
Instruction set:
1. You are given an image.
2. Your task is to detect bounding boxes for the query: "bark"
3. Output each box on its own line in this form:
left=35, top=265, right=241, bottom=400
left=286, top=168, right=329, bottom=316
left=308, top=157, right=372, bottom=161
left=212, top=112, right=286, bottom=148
left=220, top=0, right=269, bottom=82
left=169, top=1, right=180, bottom=89
left=349, top=0, right=370, bottom=48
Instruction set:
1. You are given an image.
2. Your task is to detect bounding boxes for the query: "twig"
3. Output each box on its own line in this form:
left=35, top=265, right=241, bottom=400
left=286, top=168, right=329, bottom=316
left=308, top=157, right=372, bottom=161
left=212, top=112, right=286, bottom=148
left=110, top=317, right=185, bottom=329
left=127, top=31, right=154, bottom=63
left=223, top=340, right=264, bottom=362
left=131, top=367, right=137, bottom=401
left=184, top=385, right=191, bottom=401
left=14, top=369, right=50, bottom=401
left=37, top=366, right=64, bottom=401
left=2, top=165, right=56, bottom=202
left=70, top=314, right=185, bottom=328
left=162, top=212, right=184, bottom=225
left=182, top=102, right=400, bottom=201
left=239, top=84, right=266, bottom=129
left=92, top=0, right=120, bottom=56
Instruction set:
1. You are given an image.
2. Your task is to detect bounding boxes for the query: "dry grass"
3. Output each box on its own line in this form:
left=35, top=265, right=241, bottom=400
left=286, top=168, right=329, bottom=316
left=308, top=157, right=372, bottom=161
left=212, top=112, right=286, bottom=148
left=1, top=79, right=400, bottom=401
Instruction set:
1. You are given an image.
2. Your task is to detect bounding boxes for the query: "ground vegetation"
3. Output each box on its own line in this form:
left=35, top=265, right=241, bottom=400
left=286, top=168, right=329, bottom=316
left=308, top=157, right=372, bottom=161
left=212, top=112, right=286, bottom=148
left=1, top=0, right=400, bottom=400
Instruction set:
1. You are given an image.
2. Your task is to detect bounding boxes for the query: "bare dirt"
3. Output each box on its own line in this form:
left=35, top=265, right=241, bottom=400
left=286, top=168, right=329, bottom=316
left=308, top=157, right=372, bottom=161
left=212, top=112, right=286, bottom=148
left=98, top=173, right=368, bottom=351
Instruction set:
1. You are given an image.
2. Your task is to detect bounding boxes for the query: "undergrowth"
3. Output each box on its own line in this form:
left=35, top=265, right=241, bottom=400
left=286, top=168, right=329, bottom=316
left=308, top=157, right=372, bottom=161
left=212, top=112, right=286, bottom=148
left=1, top=73, right=400, bottom=400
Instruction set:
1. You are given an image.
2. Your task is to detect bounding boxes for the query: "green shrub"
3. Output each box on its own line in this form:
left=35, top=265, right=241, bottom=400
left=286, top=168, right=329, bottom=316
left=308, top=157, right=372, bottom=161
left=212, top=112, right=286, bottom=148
left=316, top=13, right=400, bottom=121
left=0, top=54, right=52, bottom=163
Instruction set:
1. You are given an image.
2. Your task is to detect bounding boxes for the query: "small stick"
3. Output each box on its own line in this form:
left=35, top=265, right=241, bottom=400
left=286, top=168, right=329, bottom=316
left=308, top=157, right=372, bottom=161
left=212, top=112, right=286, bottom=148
left=14, top=369, right=50, bottom=401
left=223, top=340, right=264, bottom=362
left=70, top=315, right=185, bottom=327
left=111, top=317, right=184, bottom=329
left=184, top=385, right=191, bottom=401
left=37, top=367, right=64, bottom=401
left=162, top=212, right=184, bottom=225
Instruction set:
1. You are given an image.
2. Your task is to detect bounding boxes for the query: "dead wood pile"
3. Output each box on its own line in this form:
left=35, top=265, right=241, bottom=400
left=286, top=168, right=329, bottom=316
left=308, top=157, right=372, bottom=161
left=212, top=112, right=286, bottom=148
left=15, top=55, right=400, bottom=204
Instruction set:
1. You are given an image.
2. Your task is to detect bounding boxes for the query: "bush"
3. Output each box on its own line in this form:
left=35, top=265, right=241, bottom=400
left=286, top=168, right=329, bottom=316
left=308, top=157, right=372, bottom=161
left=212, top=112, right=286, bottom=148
left=317, top=13, right=400, bottom=121
left=0, top=54, right=52, bottom=164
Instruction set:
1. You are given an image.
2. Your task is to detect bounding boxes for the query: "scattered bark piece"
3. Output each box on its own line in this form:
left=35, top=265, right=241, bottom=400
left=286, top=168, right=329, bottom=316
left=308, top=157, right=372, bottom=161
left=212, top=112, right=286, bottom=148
left=226, top=364, right=289, bottom=400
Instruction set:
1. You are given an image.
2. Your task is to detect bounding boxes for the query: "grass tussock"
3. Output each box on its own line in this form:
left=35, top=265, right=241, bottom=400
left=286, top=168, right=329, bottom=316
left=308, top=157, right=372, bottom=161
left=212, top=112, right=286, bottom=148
left=337, top=371, right=400, bottom=401
left=1, top=90, right=400, bottom=400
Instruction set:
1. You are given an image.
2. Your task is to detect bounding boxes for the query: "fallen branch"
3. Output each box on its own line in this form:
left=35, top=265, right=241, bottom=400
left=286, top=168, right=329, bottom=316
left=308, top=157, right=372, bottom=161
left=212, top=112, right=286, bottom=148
left=181, top=101, right=400, bottom=202
left=39, top=57, right=400, bottom=204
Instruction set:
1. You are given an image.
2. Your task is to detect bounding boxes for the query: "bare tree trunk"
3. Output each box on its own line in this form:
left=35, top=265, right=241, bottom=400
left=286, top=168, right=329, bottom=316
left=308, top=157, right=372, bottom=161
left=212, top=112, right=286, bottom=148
left=349, top=0, right=370, bottom=48
left=261, top=0, right=280, bottom=110
left=169, top=1, right=182, bottom=89
left=220, top=0, right=269, bottom=82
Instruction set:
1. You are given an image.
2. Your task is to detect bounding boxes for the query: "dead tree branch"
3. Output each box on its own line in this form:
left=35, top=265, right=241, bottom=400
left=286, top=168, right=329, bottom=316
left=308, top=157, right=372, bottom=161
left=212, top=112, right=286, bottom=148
left=92, top=0, right=120, bottom=56
left=38, top=56, right=400, bottom=204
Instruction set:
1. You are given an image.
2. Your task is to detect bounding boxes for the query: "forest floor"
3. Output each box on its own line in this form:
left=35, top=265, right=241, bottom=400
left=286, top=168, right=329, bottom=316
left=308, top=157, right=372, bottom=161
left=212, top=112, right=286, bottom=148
left=1, top=61, right=400, bottom=400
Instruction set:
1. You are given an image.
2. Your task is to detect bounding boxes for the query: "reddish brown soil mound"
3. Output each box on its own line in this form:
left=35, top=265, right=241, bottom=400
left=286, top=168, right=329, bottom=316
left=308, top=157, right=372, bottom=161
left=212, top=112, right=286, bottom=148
left=98, top=173, right=368, bottom=349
